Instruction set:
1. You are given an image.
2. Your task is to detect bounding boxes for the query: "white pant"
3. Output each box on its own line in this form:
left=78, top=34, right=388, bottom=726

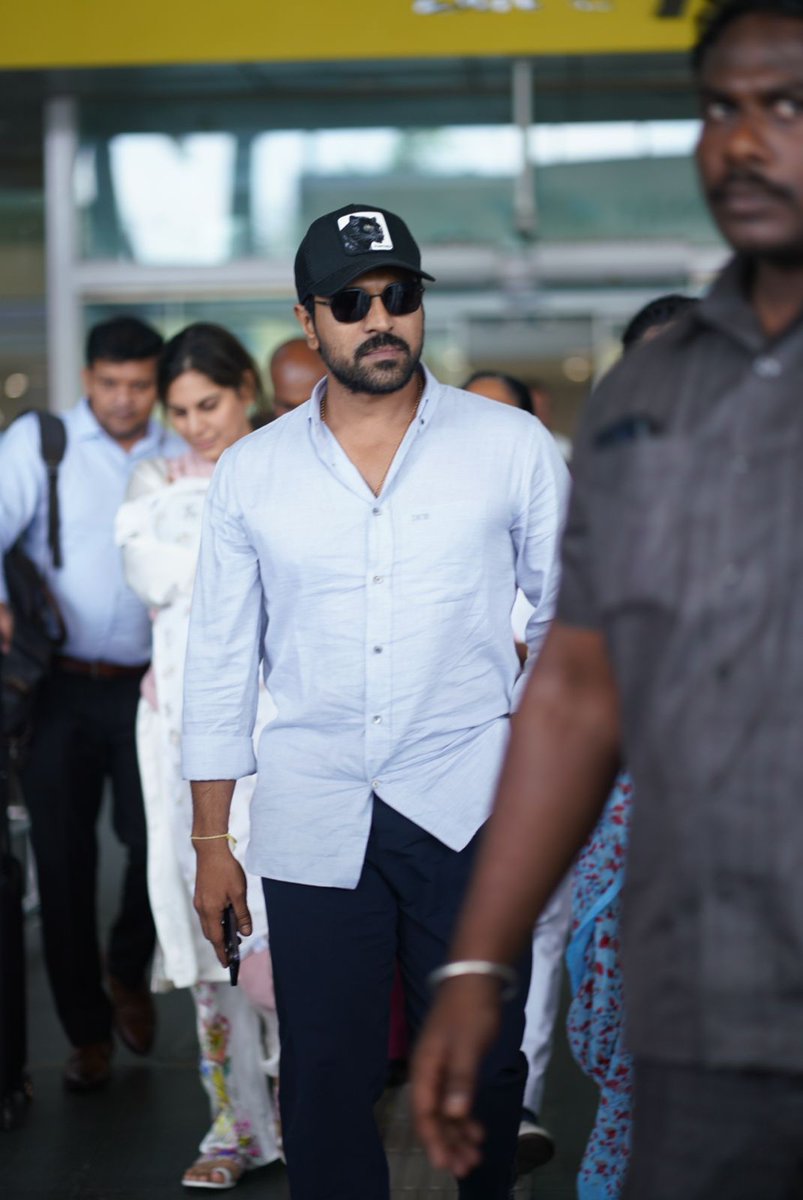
left=520, top=872, right=573, bottom=1115
left=193, top=980, right=282, bottom=1167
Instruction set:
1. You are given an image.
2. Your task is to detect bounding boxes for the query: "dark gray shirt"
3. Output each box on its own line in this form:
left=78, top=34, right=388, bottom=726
left=559, top=257, right=803, bottom=1071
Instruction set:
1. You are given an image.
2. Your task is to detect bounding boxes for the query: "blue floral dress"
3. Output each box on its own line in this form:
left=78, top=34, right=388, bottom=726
left=565, top=773, right=633, bottom=1200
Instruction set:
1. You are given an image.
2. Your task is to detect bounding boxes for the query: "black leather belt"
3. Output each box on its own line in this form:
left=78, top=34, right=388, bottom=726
left=53, top=655, right=148, bottom=680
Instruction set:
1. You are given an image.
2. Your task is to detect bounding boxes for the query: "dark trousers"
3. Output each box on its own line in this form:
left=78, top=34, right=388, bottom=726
left=263, top=796, right=530, bottom=1200
left=20, top=669, right=154, bottom=1047
left=624, top=1059, right=803, bottom=1200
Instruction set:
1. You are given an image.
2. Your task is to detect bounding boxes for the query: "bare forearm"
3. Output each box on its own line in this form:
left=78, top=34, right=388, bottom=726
left=451, top=628, right=620, bottom=968
left=190, top=779, right=236, bottom=838
left=190, top=779, right=250, bottom=961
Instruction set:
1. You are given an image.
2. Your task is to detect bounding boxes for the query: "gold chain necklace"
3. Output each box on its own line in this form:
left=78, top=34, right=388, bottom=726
left=320, top=372, right=423, bottom=497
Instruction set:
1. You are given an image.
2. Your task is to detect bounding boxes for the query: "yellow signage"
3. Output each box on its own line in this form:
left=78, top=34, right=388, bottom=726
left=3, top=1, right=703, bottom=70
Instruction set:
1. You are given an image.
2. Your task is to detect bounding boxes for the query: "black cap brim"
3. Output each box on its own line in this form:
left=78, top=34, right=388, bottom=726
left=311, top=256, right=436, bottom=298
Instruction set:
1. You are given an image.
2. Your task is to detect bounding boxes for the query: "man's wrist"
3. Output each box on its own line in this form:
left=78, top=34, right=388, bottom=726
left=428, top=960, right=518, bottom=1001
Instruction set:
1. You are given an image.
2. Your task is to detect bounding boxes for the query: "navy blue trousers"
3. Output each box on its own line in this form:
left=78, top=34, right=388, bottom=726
left=21, top=669, right=154, bottom=1047
left=263, top=796, right=530, bottom=1200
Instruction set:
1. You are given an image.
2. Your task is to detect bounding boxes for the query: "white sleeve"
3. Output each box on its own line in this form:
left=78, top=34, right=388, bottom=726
left=181, top=451, right=264, bottom=781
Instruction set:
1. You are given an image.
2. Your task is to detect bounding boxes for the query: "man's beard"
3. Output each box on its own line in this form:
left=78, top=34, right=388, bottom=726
left=317, top=332, right=421, bottom=395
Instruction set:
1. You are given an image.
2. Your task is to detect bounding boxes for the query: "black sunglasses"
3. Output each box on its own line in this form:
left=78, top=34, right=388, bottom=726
left=314, top=281, right=424, bottom=324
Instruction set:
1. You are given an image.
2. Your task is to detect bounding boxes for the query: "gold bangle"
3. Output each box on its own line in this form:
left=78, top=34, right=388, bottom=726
left=190, top=832, right=237, bottom=847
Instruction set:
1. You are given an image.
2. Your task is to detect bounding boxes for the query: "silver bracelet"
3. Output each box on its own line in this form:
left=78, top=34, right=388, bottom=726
left=428, top=960, right=518, bottom=1002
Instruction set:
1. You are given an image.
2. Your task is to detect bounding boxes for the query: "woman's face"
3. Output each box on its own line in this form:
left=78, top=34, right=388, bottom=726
left=165, top=369, right=253, bottom=462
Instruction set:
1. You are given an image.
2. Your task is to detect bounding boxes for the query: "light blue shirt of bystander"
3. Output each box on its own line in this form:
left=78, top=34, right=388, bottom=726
left=182, top=367, right=570, bottom=888
left=0, top=398, right=184, bottom=664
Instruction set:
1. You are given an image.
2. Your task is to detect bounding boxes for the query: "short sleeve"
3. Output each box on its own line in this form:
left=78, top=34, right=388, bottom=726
left=553, top=379, right=617, bottom=632
left=555, top=466, right=601, bottom=631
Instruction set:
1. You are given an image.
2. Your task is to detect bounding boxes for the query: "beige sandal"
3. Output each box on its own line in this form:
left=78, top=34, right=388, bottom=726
left=181, top=1156, right=245, bottom=1190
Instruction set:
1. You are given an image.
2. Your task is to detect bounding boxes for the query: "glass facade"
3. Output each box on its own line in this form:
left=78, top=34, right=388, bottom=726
left=0, top=52, right=724, bottom=435
left=75, top=116, right=713, bottom=267
left=0, top=94, right=46, bottom=431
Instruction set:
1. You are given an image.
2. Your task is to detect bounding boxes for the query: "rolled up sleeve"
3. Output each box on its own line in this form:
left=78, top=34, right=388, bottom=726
left=182, top=451, right=264, bottom=781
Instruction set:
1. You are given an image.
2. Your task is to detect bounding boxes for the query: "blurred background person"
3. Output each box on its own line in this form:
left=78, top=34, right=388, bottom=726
left=268, top=337, right=324, bottom=417
left=0, top=316, right=179, bottom=1092
left=464, top=367, right=571, bottom=1176
left=465, top=370, right=571, bottom=461
left=115, top=322, right=281, bottom=1191
left=620, top=293, right=697, bottom=352
left=464, top=370, right=534, bottom=414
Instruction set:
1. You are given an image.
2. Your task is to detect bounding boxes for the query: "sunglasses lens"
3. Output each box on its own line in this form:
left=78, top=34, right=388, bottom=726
left=327, top=282, right=424, bottom=323
left=329, top=290, right=369, bottom=323
left=383, top=282, right=423, bottom=315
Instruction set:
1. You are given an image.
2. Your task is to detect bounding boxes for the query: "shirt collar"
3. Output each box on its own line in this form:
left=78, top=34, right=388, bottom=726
left=74, top=396, right=167, bottom=454
left=308, top=363, right=438, bottom=432
left=695, top=254, right=803, bottom=353
left=72, top=397, right=107, bottom=441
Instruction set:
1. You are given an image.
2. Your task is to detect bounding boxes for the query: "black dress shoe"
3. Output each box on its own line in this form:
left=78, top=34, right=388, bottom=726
left=63, top=1041, right=113, bottom=1092
left=108, top=976, right=156, bottom=1055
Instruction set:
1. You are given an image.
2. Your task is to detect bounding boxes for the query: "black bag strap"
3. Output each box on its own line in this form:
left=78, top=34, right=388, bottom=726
left=34, top=412, right=66, bottom=570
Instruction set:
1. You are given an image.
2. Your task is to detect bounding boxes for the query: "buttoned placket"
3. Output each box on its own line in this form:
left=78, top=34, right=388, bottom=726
left=364, top=500, right=394, bottom=783
left=308, top=379, right=434, bottom=791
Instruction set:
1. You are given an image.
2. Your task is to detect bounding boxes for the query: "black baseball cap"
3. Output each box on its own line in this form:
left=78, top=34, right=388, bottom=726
left=294, top=203, right=435, bottom=303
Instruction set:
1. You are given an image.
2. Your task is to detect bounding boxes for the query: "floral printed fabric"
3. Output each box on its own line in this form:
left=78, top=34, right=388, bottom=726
left=194, top=981, right=281, bottom=1167
left=565, top=773, right=633, bottom=1200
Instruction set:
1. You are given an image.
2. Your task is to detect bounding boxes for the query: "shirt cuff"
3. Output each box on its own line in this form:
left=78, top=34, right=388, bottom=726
left=182, top=734, right=257, bottom=781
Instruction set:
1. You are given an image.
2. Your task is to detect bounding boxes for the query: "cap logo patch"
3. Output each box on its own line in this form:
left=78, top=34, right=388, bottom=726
left=337, top=211, right=393, bottom=256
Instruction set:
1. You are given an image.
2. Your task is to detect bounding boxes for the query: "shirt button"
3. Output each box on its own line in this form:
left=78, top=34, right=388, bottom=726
left=753, top=355, right=782, bottom=378
left=372, top=779, right=380, bottom=789
left=372, top=507, right=381, bottom=516
left=373, top=645, right=383, bottom=654
left=372, top=715, right=382, bottom=725
left=373, top=575, right=383, bottom=584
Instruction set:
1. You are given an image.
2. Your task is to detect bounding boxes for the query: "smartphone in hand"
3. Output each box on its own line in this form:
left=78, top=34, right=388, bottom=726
left=221, top=904, right=241, bottom=986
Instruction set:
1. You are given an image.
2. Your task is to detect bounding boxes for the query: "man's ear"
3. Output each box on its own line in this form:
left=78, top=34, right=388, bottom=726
left=294, top=303, right=319, bottom=351
left=239, top=369, right=258, bottom=405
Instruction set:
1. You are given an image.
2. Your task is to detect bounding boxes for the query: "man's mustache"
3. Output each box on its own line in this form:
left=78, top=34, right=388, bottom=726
left=708, top=169, right=795, bottom=206
left=357, top=334, right=410, bottom=360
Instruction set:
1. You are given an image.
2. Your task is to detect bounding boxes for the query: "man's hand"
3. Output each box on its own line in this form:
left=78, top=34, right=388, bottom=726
left=413, top=623, right=620, bottom=1173
left=0, top=602, right=14, bottom=655
left=411, top=975, right=502, bottom=1177
left=193, top=842, right=252, bottom=967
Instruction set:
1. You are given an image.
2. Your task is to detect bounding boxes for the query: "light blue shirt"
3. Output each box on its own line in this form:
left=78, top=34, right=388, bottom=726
left=182, top=368, right=569, bottom=888
left=0, top=399, right=184, bottom=664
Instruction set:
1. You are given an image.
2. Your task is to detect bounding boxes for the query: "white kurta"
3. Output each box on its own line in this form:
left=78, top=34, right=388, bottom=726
left=116, top=457, right=274, bottom=990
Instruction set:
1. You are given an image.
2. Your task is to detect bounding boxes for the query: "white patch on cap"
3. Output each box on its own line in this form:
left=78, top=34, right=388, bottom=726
left=337, top=211, right=394, bottom=256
